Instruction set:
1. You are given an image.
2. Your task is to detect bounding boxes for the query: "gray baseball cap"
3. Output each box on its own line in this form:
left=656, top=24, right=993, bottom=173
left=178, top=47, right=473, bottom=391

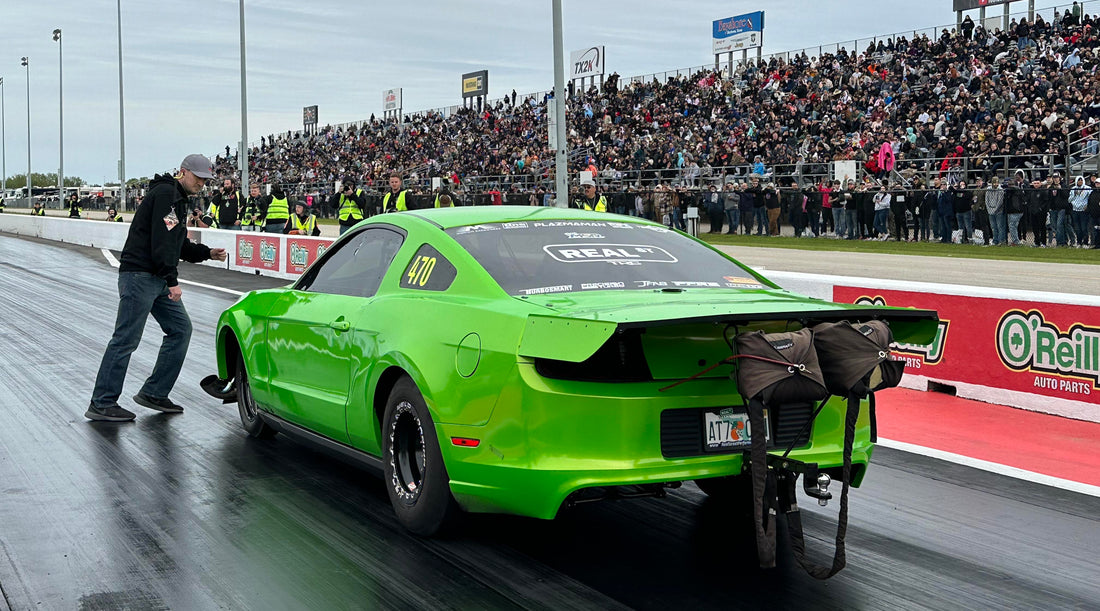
left=580, top=177, right=596, bottom=187
left=180, top=154, right=216, bottom=179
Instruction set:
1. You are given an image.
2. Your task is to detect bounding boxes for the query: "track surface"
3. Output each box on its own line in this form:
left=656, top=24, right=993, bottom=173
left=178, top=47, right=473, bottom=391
left=1, top=233, right=1098, bottom=610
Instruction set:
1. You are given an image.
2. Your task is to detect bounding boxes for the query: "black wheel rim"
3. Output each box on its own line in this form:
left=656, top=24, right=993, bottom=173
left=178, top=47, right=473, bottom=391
left=390, top=401, right=426, bottom=502
left=239, top=363, right=258, bottom=422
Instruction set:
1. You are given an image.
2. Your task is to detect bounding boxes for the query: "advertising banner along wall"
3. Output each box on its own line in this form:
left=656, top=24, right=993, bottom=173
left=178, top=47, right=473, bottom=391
left=834, top=285, right=1100, bottom=419
left=712, top=11, right=764, bottom=54
left=236, top=234, right=281, bottom=271
left=569, top=46, right=605, bottom=79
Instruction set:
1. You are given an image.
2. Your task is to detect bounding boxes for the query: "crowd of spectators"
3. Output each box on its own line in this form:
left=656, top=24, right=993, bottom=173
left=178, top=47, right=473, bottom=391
left=203, top=6, right=1100, bottom=246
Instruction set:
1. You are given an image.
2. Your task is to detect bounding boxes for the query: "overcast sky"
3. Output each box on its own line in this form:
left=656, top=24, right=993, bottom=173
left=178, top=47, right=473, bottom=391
left=0, top=0, right=1049, bottom=184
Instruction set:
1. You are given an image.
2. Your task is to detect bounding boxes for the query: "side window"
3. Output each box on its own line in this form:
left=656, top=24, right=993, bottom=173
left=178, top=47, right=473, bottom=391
left=400, top=244, right=457, bottom=291
left=299, top=227, right=404, bottom=297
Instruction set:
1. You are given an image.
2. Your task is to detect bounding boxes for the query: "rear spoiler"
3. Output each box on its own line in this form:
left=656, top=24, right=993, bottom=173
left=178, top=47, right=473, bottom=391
left=517, top=308, right=938, bottom=363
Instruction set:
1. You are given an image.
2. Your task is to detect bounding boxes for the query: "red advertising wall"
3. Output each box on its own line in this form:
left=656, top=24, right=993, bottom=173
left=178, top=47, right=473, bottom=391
left=236, top=234, right=280, bottom=271
left=285, top=237, right=332, bottom=275
left=833, top=286, right=1100, bottom=406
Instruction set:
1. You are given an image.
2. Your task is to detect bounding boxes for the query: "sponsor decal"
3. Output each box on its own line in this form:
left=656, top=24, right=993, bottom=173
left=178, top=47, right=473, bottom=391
left=520, top=285, right=573, bottom=295
left=837, top=287, right=1099, bottom=405
left=163, top=210, right=179, bottom=231
left=635, top=280, right=669, bottom=288
left=671, top=280, right=721, bottom=287
left=580, top=282, right=626, bottom=290
left=533, top=221, right=608, bottom=228
left=454, top=224, right=501, bottom=234
left=501, top=222, right=529, bottom=229
left=570, top=46, right=604, bottom=79
left=564, top=232, right=606, bottom=239
left=769, top=339, right=794, bottom=351
left=544, top=244, right=678, bottom=264
left=723, top=275, right=766, bottom=289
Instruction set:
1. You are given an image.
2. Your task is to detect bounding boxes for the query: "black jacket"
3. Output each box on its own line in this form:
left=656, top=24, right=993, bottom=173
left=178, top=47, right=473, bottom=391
left=119, top=174, right=212, bottom=287
left=1025, top=187, right=1050, bottom=214
left=1005, top=182, right=1027, bottom=214
left=210, top=188, right=243, bottom=225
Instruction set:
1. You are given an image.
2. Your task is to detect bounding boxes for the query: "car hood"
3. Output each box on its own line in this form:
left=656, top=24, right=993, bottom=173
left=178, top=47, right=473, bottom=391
left=516, top=289, right=938, bottom=363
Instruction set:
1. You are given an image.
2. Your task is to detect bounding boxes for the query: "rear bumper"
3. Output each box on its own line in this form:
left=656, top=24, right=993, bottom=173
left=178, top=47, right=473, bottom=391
left=439, top=362, right=873, bottom=520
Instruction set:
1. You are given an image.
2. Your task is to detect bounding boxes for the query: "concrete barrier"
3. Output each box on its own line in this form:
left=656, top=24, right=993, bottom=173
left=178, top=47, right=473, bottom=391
left=4, top=214, right=1098, bottom=423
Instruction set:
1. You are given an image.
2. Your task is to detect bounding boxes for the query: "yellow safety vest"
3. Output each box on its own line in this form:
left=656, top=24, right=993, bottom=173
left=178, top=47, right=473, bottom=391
left=207, top=203, right=220, bottom=224
left=574, top=195, right=607, bottom=212
left=68, top=205, right=82, bottom=218
left=384, top=190, right=407, bottom=212
left=290, top=213, right=317, bottom=235
left=31, top=207, right=45, bottom=216
left=111, top=215, right=124, bottom=222
left=265, top=196, right=290, bottom=221
left=338, top=189, right=365, bottom=222
left=434, top=195, right=454, bottom=208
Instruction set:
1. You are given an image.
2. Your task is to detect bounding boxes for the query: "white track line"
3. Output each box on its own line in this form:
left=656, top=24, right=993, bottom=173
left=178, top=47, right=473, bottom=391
left=92, top=250, right=1100, bottom=497
left=101, top=248, right=243, bottom=297
left=878, top=438, right=1100, bottom=498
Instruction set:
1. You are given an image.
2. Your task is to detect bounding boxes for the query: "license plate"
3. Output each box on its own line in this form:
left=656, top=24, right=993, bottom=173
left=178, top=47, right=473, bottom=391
left=704, top=408, right=768, bottom=451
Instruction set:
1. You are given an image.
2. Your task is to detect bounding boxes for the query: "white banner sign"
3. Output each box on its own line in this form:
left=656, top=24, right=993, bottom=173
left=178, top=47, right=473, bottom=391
left=383, top=88, right=402, bottom=112
left=569, top=46, right=605, bottom=79
left=712, top=12, right=764, bottom=54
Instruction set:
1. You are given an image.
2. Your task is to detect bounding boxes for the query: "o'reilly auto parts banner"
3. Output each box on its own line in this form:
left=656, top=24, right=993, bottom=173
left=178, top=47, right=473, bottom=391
left=712, top=11, right=764, bottom=54
left=833, top=286, right=1100, bottom=409
left=569, top=46, right=605, bottom=79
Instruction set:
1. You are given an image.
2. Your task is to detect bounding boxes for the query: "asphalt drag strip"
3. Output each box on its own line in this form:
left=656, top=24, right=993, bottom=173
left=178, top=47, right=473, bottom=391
left=0, top=232, right=1097, bottom=610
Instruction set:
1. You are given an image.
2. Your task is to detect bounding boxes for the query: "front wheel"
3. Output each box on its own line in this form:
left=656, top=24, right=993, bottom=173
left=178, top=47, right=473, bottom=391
left=236, top=352, right=276, bottom=439
left=383, top=377, right=457, bottom=535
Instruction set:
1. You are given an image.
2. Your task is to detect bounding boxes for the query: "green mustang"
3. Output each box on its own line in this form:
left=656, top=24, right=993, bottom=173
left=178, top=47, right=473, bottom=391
left=209, top=206, right=937, bottom=536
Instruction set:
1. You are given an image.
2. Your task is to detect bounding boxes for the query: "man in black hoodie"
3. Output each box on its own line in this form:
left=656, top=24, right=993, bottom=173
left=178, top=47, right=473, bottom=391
left=86, top=155, right=227, bottom=422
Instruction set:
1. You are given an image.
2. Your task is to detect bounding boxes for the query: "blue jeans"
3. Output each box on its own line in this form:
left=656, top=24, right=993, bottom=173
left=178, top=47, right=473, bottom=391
left=955, top=211, right=974, bottom=240
left=1072, top=210, right=1091, bottom=245
left=753, top=208, right=767, bottom=234
left=242, top=224, right=259, bottom=232
left=1049, top=209, right=1067, bottom=246
left=725, top=208, right=740, bottom=233
left=263, top=220, right=287, bottom=233
left=990, top=211, right=1007, bottom=245
left=873, top=209, right=889, bottom=236
left=91, top=272, right=192, bottom=407
left=835, top=209, right=848, bottom=238
left=844, top=210, right=859, bottom=239
left=1008, top=212, right=1023, bottom=245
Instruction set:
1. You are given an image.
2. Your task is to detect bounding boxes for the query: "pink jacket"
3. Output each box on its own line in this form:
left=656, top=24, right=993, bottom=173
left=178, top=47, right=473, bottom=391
left=877, top=142, right=896, bottom=173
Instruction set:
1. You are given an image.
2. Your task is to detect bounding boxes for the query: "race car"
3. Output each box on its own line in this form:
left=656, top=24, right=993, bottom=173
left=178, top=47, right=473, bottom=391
left=206, top=206, right=938, bottom=537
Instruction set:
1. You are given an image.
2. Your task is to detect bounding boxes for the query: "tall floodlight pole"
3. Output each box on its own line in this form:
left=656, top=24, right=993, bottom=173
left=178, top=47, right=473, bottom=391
left=551, top=0, right=568, bottom=207
left=21, top=57, right=30, bottom=205
left=117, top=0, right=126, bottom=198
left=239, top=0, right=249, bottom=194
left=1, top=77, right=7, bottom=198
left=53, top=29, right=63, bottom=198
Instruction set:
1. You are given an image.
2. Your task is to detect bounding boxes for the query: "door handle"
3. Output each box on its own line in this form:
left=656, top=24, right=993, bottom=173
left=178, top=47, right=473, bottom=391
left=329, top=318, right=350, bottom=332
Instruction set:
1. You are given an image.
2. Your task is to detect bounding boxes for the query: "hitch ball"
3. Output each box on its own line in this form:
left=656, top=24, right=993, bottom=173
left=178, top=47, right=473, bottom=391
left=816, top=473, right=832, bottom=507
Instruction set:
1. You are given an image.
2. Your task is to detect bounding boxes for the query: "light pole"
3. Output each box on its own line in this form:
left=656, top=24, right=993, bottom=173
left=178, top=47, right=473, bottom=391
left=20, top=57, right=30, bottom=205
left=53, top=29, right=63, bottom=199
left=1, top=77, right=6, bottom=199
left=239, top=0, right=249, bottom=194
left=551, top=0, right=568, bottom=207
left=117, top=0, right=126, bottom=200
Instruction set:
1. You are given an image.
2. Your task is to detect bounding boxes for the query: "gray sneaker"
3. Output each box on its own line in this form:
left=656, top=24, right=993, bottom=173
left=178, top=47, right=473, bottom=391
left=85, top=403, right=136, bottom=422
left=133, top=393, right=184, bottom=414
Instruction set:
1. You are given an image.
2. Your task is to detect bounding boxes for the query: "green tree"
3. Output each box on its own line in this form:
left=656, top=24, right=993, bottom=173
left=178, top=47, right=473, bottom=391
left=5, top=172, right=85, bottom=188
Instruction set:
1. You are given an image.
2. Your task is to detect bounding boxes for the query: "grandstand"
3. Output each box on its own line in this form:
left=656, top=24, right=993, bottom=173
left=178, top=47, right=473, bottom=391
left=213, top=2, right=1099, bottom=198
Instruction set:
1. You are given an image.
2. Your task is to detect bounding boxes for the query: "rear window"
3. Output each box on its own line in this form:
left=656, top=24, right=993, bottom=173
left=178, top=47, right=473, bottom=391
left=446, top=220, right=766, bottom=296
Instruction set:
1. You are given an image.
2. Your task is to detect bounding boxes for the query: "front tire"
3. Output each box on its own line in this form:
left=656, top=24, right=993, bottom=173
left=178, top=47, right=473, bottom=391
left=236, top=352, right=276, bottom=439
left=383, top=377, right=456, bottom=536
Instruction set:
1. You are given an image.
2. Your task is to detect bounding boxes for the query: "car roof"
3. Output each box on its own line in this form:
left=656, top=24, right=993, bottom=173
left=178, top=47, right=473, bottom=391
left=402, top=205, right=652, bottom=230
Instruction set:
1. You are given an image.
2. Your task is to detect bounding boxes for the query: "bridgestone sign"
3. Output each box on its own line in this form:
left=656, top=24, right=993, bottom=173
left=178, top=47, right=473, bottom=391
left=569, top=46, right=605, bottom=79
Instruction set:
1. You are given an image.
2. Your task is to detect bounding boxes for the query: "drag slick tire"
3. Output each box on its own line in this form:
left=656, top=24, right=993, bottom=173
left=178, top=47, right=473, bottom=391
left=236, top=352, right=276, bottom=439
left=383, top=376, right=457, bottom=536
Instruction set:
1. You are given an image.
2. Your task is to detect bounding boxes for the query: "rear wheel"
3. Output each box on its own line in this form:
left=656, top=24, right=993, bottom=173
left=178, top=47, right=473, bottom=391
left=236, top=352, right=276, bottom=439
left=383, top=377, right=457, bottom=535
